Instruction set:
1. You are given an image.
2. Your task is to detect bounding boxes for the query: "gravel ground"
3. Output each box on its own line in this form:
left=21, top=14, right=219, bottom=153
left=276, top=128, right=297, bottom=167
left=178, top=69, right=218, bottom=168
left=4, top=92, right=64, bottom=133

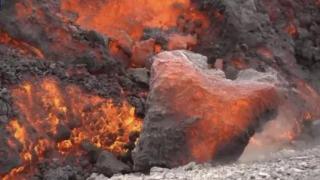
left=88, top=143, right=320, bottom=180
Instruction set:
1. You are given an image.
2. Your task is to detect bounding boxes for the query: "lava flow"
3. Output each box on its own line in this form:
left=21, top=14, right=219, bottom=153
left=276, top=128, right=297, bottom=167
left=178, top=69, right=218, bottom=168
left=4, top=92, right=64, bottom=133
left=61, top=0, right=208, bottom=42
left=61, top=0, right=209, bottom=66
left=2, top=78, right=141, bottom=179
left=0, top=30, right=44, bottom=59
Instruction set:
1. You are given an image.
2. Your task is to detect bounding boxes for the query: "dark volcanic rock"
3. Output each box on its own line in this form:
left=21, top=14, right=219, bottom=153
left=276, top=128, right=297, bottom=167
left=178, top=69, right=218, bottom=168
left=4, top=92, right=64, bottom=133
left=0, top=99, right=10, bottom=117
left=43, top=166, right=83, bottom=180
left=95, top=151, right=131, bottom=177
left=132, top=50, right=280, bottom=171
left=0, top=138, right=21, bottom=175
left=127, top=68, right=150, bottom=86
left=0, top=0, right=109, bottom=62
left=54, top=124, right=71, bottom=142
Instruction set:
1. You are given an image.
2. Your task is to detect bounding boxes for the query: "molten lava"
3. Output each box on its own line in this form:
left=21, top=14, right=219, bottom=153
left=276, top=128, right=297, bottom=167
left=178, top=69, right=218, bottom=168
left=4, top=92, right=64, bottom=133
left=61, top=0, right=209, bottom=65
left=0, top=30, right=44, bottom=59
left=61, top=0, right=208, bottom=42
left=3, top=78, right=141, bottom=179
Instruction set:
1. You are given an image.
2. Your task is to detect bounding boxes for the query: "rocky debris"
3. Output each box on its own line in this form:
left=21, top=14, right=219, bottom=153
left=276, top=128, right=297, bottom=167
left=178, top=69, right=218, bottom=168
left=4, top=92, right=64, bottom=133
left=95, top=151, right=131, bottom=177
left=167, top=34, right=197, bottom=50
left=42, top=166, right=83, bottom=180
left=132, top=50, right=280, bottom=170
left=0, top=87, right=20, bottom=175
left=89, top=144, right=320, bottom=180
left=0, top=53, right=146, bottom=104
left=196, top=0, right=320, bottom=96
left=292, top=1, right=320, bottom=91
left=0, top=0, right=110, bottom=61
left=127, top=68, right=150, bottom=86
left=0, top=139, right=21, bottom=175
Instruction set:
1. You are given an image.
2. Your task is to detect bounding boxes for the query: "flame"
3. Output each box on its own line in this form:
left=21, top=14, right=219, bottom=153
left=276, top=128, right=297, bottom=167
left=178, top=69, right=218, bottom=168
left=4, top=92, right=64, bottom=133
left=0, top=30, right=44, bottom=59
left=3, top=78, right=141, bottom=178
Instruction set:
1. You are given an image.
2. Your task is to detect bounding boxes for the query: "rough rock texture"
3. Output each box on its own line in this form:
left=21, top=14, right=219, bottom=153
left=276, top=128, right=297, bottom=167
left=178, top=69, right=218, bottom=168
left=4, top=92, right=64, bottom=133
left=132, top=50, right=280, bottom=170
left=95, top=151, right=131, bottom=177
left=89, top=144, right=320, bottom=180
left=42, top=166, right=82, bottom=180
left=196, top=0, right=320, bottom=100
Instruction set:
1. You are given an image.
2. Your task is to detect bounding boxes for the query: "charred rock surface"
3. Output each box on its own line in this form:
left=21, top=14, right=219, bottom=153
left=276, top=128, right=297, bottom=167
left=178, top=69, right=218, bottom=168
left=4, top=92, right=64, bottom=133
left=195, top=0, right=320, bottom=91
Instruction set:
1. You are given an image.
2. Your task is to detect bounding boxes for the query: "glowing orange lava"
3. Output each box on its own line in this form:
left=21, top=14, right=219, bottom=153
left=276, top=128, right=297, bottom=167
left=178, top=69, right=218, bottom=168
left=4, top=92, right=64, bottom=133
left=62, top=0, right=207, bottom=40
left=61, top=0, right=209, bottom=55
left=0, top=30, right=44, bottom=59
left=3, top=78, right=141, bottom=179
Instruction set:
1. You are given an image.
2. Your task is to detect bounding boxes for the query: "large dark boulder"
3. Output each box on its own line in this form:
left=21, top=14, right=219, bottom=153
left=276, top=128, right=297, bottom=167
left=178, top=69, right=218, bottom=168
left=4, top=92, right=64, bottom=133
left=132, top=50, right=280, bottom=171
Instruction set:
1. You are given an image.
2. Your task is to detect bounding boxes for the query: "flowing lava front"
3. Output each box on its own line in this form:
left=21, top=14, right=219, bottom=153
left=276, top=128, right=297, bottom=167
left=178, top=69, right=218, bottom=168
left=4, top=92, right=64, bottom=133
left=3, top=78, right=141, bottom=179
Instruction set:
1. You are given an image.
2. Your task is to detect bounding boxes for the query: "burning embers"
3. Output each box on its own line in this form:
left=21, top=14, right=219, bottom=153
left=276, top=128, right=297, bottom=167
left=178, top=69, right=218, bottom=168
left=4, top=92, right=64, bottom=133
left=2, top=78, right=141, bottom=179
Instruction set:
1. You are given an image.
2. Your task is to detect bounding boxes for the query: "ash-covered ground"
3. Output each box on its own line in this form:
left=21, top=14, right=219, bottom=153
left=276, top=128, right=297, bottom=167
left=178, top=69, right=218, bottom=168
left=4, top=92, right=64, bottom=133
left=90, top=138, right=320, bottom=180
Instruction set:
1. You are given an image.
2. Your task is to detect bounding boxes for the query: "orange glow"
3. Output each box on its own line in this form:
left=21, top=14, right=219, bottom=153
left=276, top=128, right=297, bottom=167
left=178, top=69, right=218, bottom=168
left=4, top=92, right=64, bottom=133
left=3, top=167, right=26, bottom=180
left=249, top=137, right=263, bottom=147
left=167, top=34, right=198, bottom=50
left=66, top=85, right=142, bottom=154
left=131, top=39, right=156, bottom=67
left=61, top=0, right=208, bottom=49
left=151, top=52, right=279, bottom=162
left=15, top=0, right=34, bottom=19
left=185, top=91, right=278, bottom=162
left=57, top=140, right=73, bottom=154
left=0, top=30, right=44, bottom=59
left=296, top=80, right=320, bottom=115
left=232, top=58, right=248, bottom=69
left=12, top=0, right=92, bottom=61
left=257, top=47, right=274, bottom=60
left=4, top=78, right=141, bottom=178
left=285, top=23, right=298, bottom=38
left=8, top=120, right=27, bottom=146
